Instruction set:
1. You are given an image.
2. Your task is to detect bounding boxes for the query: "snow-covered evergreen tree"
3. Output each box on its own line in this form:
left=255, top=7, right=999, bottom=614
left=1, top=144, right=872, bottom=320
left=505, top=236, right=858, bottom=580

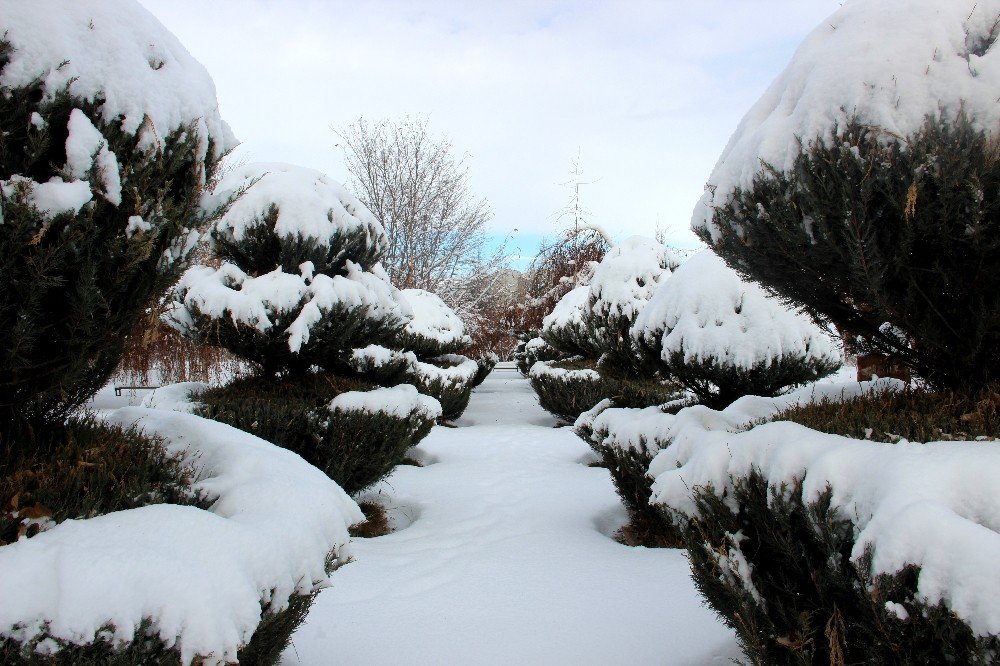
left=0, top=1, right=236, bottom=433
left=694, top=0, right=1000, bottom=392
left=632, top=250, right=840, bottom=408
left=169, top=162, right=410, bottom=376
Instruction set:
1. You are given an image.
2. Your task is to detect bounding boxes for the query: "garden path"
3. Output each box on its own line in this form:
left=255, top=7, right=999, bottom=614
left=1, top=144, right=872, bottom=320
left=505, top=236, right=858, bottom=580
left=282, top=365, right=739, bottom=665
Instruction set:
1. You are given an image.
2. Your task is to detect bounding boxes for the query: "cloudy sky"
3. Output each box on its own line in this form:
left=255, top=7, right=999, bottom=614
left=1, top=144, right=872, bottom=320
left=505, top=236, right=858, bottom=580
left=139, top=0, right=842, bottom=265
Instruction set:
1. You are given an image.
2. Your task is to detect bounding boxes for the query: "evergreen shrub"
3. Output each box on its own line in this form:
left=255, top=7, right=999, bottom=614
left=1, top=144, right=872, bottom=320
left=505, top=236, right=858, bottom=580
left=405, top=356, right=477, bottom=421
left=773, top=383, right=1000, bottom=443
left=0, top=418, right=207, bottom=545
left=0, top=40, right=224, bottom=440
left=678, top=470, right=999, bottom=665
left=632, top=251, right=840, bottom=409
left=576, top=406, right=685, bottom=548
left=471, top=352, right=499, bottom=388
left=198, top=373, right=436, bottom=494
left=514, top=336, right=561, bottom=376
left=703, top=113, right=1000, bottom=392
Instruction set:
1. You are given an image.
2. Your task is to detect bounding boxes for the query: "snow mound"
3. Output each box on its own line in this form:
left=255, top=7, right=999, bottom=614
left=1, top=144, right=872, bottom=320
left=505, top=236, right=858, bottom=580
left=632, top=250, right=840, bottom=370
left=644, top=389, right=1000, bottom=637
left=206, top=162, right=386, bottom=252
left=0, top=408, right=363, bottom=665
left=329, top=384, right=442, bottom=422
left=397, top=288, right=471, bottom=353
left=0, top=0, right=237, bottom=157
left=587, top=236, right=679, bottom=322
left=694, top=0, right=1000, bottom=237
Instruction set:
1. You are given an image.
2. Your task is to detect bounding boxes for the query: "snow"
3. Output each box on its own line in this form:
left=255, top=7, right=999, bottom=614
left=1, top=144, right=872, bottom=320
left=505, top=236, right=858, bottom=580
left=0, top=407, right=362, bottom=665
left=0, top=0, right=237, bottom=158
left=64, top=108, right=122, bottom=206
left=586, top=236, right=678, bottom=323
left=694, top=0, right=1000, bottom=238
left=398, top=288, right=471, bottom=352
left=542, top=285, right=590, bottom=338
left=329, top=384, right=442, bottom=422
left=0, top=175, right=93, bottom=220
left=632, top=250, right=840, bottom=370
left=204, top=163, right=386, bottom=253
left=283, top=369, right=739, bottom=665
left=529, top=359, right=600, bottom=382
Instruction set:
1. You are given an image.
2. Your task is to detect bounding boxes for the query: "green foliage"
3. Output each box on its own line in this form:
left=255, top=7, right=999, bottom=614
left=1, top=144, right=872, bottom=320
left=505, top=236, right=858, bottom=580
left=0, top=418, right=207, bottom=546
left=597, top=443, right=682, bottom=548
left=773, top=384, right=1000, bottom=442
left=703, top=112, right=1000, bottom=392
left=0, top=43, right=221, bottom=436
left=678, top=470, right=998, bottom=665
left=393, top=328, right=468, bottom=359
left=198, top=372, right=435, bottom=494
left=644, top=348, right=839, bottom=410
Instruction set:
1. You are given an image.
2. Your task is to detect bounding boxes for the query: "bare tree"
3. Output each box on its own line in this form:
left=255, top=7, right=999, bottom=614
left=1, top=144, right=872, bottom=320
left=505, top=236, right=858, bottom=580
left=336, top=116, right=506, bottom=322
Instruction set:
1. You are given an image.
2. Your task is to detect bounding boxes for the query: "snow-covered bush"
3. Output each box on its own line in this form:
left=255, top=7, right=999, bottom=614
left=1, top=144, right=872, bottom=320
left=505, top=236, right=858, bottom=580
left=0, top=406, right=363, bottom=665
left=0, top=0, right=236, bottom=433
left=639, top=386, right=1000, bottom=664
left=584, top=236, right=678, bottom=373
left=541, top=286, right=602, bottom=359
left=471, top=352, right=499, bottom=387
left=198, top=375, right=439, bottom=494
left=515, top=336, right=562, bottom=376
left=170, top=162, right=409, bottom=376
left=530, top=237, right=686, bottom=421
left=695, top=0, right=1000, bottom=392
left=633, top=250, right=839, bottom=409
left=530, top=358, right=681, bottom=424
left=393, top=288, right=471, bottom=357
left=391, top=288, right=477, bottom=420
left=405, top=354, right=479, bottom=421
left=171, top=162, right=442, bottom=489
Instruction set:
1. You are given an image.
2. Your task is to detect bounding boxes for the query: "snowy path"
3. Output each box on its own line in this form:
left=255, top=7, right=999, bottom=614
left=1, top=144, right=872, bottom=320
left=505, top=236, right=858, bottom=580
left=282, top=368, right=739, bottom=665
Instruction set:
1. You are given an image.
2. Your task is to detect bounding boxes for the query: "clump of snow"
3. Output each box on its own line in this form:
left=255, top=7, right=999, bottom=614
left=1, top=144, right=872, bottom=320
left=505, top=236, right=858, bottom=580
left=350, top=344, right=418, bottom=373
left=694, top=0, right=1000, bottom=237
left=541, top=285, right=594, bottom=354
left=0, top=407, right=363, bottom=665
left=632, top=250, right=840, bottom=371
left=329, top=384, right=442, bottom=422
left=397, top=288, right=471, bottom=353
left=140, top=382, right=209, bottom=413
left=204, top=163, right=386, bottom=254
left=0, top=0, right=237, bottom=158
left=0, top=175, right=92, bottom=220
left=646, top=396, right=1000, bottom=637
left=586, top=236, right=678, bottom=324
left=64, top=108, right=122, bottom=206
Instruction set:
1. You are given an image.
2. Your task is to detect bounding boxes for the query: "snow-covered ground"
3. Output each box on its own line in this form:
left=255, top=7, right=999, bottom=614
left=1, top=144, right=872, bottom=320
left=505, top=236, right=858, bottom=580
left=282, top=366, right=739, bottom=665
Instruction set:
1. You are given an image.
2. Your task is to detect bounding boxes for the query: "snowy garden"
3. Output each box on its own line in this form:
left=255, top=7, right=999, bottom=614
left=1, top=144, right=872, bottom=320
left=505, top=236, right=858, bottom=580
left=1, top=0, right=998, bottom=664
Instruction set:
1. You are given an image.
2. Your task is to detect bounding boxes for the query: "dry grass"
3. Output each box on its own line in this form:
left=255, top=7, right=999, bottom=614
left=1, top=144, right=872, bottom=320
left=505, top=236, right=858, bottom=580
left=773, top=384, right=1000, bottom=442
left=349, top=501, right=392, bottom=538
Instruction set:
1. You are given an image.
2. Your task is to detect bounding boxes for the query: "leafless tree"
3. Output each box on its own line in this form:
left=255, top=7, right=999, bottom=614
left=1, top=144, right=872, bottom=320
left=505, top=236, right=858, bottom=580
left=336, top=116, right=507, bottom=323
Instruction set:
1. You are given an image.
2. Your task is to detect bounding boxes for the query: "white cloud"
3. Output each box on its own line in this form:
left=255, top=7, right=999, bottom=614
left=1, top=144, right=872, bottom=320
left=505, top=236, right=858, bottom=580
left=140, top=0, right=842, bottom=249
